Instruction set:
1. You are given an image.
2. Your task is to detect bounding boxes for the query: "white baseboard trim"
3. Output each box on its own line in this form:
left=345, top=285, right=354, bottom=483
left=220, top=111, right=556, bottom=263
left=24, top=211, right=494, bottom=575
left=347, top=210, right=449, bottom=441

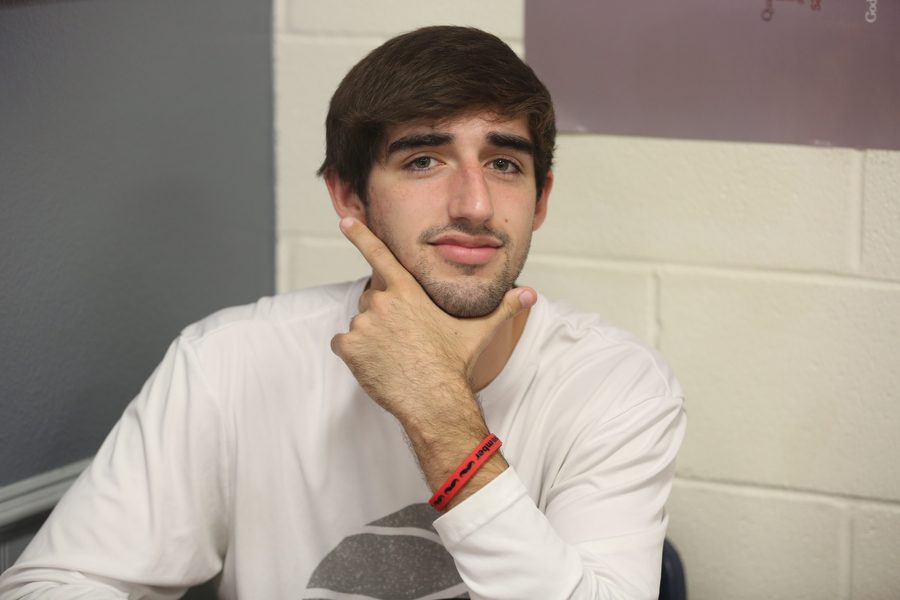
left=0, top=459, right=92, bottom=528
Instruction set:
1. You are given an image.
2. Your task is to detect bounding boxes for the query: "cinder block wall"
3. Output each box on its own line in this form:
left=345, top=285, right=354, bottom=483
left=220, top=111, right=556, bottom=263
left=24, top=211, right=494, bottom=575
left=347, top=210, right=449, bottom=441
left=274, top=2, right=900, bottom=598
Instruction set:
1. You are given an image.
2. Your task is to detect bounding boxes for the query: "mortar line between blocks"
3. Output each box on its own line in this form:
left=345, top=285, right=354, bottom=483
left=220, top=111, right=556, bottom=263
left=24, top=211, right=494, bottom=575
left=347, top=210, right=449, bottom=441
left=840, top=509, right=853, bottom=600
left=279, top=231, right=350, bottom=246
left=676, top=474, right=900, bottom=508
left=849, top=150, right=865, bottom=273
left=277, top=32, right=389, bottom=46
left=526, top=252, right=900, bottom=289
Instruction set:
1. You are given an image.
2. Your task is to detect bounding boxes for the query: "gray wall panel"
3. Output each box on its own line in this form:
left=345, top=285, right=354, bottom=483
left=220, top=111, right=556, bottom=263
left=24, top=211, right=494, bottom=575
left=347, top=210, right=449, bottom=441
left=0, top=0, right=274, bottom=486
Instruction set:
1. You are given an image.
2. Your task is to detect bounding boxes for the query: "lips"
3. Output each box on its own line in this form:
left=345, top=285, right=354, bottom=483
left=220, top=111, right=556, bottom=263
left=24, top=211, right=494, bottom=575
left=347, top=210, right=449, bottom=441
left=429, top=234, right=502, bottom=266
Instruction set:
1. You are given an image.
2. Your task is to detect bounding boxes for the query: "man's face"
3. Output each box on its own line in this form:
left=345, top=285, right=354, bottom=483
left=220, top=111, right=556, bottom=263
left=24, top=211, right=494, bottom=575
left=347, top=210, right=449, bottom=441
left=363, top=112, right=550, bottom=318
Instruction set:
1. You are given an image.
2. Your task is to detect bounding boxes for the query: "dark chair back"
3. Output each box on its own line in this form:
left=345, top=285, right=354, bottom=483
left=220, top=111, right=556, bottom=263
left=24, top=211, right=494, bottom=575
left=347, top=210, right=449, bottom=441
left=659, top=538, right=687, bottom=600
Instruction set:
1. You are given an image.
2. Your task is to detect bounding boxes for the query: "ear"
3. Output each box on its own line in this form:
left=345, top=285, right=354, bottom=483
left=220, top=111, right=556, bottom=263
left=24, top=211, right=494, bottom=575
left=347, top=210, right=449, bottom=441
left=324, top=169, right=367, bottom=222
left=531, top=170, right=553, bottom=232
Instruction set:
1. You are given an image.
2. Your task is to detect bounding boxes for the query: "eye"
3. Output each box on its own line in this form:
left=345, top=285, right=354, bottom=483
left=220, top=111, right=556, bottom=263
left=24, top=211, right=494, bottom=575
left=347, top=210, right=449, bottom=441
left=408, top=156, right=435, bottom=170
left=491, top=158, right=521, bottom=173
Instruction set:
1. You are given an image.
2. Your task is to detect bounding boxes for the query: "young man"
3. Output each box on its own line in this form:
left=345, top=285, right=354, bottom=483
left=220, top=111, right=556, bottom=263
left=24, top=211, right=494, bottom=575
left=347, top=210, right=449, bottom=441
left=0, top=27, right=685, bottom=600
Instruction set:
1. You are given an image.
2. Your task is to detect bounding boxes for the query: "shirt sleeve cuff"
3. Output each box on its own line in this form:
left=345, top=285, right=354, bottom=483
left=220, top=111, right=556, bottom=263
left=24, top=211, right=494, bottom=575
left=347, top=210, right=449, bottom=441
left=432, top=465, right=528, bottom=547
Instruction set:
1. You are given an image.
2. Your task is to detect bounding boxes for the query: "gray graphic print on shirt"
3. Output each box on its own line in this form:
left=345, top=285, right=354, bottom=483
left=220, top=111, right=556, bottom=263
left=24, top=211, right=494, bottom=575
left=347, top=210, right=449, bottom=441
left=303, top=503, right=470, bottom=599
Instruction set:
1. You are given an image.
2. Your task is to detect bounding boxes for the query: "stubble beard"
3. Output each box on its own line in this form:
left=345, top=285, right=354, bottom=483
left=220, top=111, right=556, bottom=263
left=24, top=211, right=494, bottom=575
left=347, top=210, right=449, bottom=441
left=368, top=217, right=531, bottom=319
left=415, top=242, right=525, bottom=318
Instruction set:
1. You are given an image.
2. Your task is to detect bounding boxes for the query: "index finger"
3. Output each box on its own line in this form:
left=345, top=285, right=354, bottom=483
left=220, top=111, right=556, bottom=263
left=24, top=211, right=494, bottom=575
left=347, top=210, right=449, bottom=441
left=339, top=217, right=411, bottom=286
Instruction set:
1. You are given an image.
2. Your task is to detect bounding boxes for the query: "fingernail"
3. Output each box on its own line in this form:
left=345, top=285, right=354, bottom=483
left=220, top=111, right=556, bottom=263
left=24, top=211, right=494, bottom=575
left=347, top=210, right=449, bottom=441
left=339, top=217, right=356, bottom=232
left=519, top=289, right=537, bottom=308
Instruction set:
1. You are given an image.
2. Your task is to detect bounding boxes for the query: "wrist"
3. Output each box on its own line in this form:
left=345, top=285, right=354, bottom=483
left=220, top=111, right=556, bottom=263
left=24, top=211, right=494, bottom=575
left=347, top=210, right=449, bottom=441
left=394, top=375, right=477, bottom=434
left=429, top=433, right=505, bottom=511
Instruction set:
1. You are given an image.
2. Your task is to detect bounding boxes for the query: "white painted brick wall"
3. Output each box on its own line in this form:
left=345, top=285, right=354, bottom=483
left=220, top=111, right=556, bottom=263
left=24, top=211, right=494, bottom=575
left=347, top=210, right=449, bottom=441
left=274, top=2, right=900, bottom=597
left=862, top=151, right=900, bottom=280
left=667, top=480, right=849, bottom=600
left=542, top=136, right=861, bottom=273
left=276, top=37, right=377, bottom=238
left=660, top=269, right=900, bottom=500
left=519, top=256, right=656, bottom=343
left=284, top=0, right=523, bottom=39
left=851, top=504, right=900, bottom=599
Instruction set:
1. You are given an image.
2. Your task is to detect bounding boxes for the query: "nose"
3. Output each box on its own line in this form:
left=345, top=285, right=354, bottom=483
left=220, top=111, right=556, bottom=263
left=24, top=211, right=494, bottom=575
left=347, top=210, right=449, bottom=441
left=447, top=162, right=494, bottom=224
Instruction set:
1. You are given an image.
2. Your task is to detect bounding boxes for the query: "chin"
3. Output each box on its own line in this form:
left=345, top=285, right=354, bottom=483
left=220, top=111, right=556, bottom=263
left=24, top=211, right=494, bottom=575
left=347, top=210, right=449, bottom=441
left=421, top=277, right=511, bottom=318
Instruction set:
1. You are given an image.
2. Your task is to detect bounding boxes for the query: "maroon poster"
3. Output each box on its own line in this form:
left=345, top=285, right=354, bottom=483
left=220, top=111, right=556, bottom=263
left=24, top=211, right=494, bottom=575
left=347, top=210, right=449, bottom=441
left=525, top=0, right=900, bottom=149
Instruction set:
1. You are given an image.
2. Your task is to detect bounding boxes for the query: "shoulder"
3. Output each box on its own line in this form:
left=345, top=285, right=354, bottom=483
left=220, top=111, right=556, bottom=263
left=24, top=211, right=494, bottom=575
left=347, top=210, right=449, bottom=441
left=158, top=279, right=365, bottom=401
left=179, top=279, right=363, bottom=348
left=528, top=295, right=682, bottom=414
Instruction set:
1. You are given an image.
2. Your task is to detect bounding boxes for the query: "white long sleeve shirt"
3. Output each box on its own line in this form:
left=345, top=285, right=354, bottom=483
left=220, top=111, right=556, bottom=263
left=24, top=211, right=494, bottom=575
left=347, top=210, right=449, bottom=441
left=0, top=279, right=686, bottom=599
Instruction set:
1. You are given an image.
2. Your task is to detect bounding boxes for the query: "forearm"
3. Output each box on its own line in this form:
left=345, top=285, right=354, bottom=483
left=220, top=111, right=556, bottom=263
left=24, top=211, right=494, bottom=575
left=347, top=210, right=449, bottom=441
left=0, top=578, right=125, bottom=600
left=411, top=390, right=686, bottom=600
left=395, top=386, right=659, bottom=599
left=0, top=571, right=176, bottom=600
left=0, top=338, right=227, bottom=600
left=397, top=378, right=508, bottom=511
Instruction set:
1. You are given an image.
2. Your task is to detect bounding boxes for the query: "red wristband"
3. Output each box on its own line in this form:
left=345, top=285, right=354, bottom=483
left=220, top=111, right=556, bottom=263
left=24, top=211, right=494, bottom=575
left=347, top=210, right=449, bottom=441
left=428, top=433, right=502, bottom=512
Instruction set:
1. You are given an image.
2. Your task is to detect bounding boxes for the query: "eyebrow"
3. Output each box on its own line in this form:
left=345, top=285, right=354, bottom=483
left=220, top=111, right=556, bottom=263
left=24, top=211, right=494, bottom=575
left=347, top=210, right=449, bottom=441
left=384, top=130, right=535, bottom=159
left=386, top=133, right=453, bottom=158
left=486, top=132, right=534, bottom=155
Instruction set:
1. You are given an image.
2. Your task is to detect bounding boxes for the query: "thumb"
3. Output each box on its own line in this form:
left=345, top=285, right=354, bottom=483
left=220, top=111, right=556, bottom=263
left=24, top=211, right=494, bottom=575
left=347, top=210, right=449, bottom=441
left=490, top=286, right=537, bottom=326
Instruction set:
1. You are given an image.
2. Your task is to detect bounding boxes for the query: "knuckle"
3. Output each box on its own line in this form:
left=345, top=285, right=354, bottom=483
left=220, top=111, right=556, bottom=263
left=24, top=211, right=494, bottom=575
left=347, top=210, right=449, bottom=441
left=368, top=291, right=389, bottom=311
left=368, top=245, right=396, bottom=270
left=367, top=244, right=388, bottom=262
left=357, top=290, right=373, bottom=312
left=330, top=334, right=343, bottom=355
left=352, top=313, right=370, bottom=329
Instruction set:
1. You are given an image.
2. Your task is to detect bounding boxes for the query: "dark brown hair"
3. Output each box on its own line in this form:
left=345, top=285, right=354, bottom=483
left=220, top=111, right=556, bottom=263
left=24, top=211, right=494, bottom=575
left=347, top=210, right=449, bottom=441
left=317, top=26, right=556, bottom=203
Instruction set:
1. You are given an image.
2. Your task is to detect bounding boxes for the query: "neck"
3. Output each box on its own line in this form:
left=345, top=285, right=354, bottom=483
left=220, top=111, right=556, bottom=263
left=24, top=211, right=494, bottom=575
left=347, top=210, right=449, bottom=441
left=470, top=305, right=530, bottom=392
